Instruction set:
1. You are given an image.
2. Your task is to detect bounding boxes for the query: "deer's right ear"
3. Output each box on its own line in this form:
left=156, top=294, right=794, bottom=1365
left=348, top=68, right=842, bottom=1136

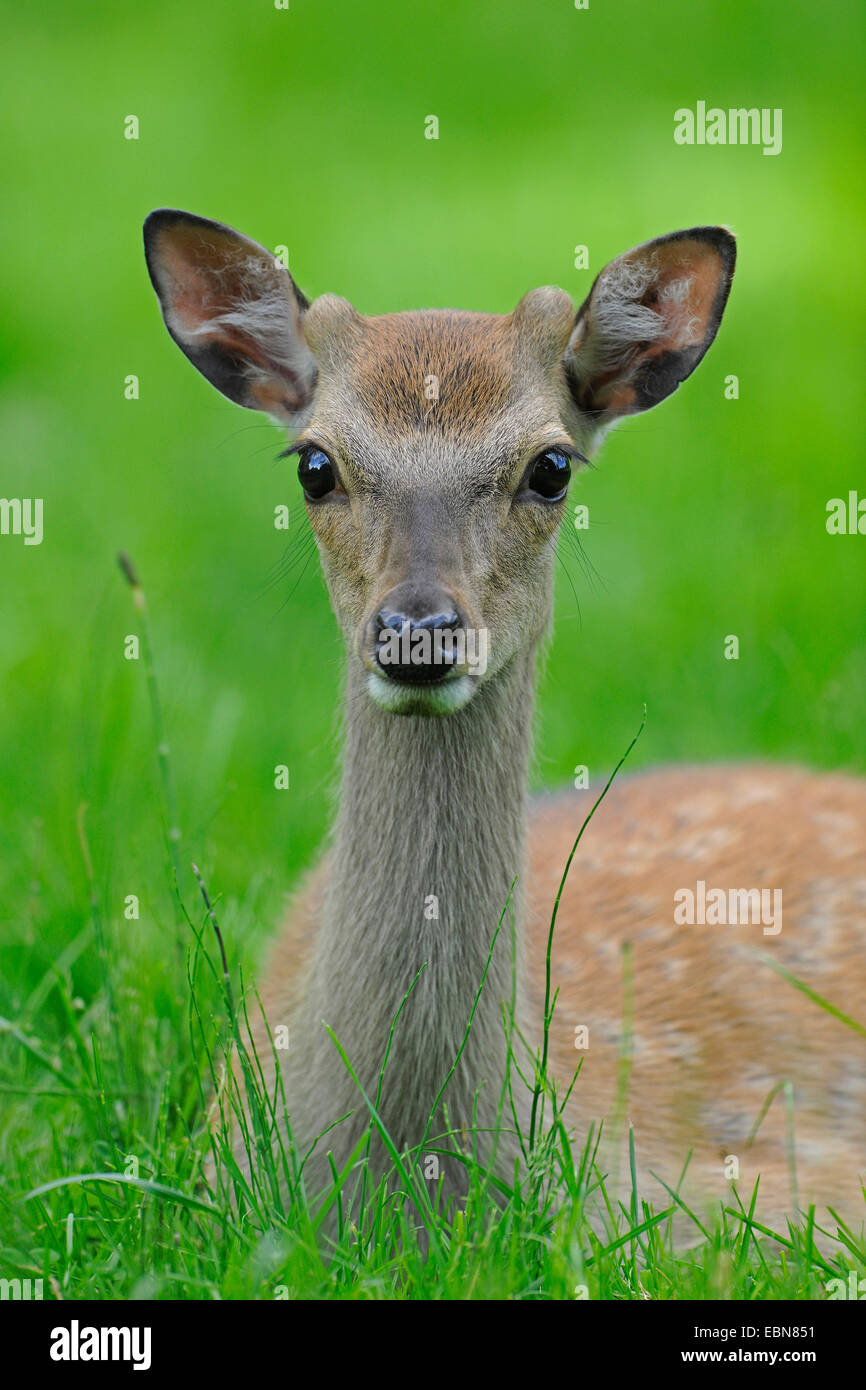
left=143, top=209, right=317, bottom=424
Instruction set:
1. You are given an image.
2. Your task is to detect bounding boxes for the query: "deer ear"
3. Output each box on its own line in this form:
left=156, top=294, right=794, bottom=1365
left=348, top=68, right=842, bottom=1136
left=143, top=209, right=317, bottom=424
left=563, top=227, right=735, bottom=425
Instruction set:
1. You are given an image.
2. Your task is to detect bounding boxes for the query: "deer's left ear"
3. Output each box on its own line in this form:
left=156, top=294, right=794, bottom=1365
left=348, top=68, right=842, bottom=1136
left=563, top=227, right=735, bottom=425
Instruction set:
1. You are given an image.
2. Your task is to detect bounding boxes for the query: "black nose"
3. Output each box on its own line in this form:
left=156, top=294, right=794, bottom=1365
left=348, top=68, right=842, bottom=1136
left=375, top=608, right=461, bottom=684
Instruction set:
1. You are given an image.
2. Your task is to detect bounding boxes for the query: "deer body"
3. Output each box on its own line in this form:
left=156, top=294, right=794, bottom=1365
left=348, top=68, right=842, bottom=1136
left=259, top=762, right=866, bottom=1225
left=145, top=211, right=865, bottom=1229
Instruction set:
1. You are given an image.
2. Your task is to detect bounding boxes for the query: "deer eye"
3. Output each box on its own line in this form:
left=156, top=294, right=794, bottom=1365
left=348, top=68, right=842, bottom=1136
left=525, top=449, right=571, bottom=501
left=298, top=446, right=336, bottom=500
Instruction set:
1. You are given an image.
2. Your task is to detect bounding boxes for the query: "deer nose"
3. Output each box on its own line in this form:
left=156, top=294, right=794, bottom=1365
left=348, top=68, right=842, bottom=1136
left=374, top=607, right=462, bottom=684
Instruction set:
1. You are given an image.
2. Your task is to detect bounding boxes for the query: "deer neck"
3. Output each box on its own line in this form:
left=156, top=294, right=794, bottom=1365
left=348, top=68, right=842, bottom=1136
left=297, top=648, right=537, bottom=1155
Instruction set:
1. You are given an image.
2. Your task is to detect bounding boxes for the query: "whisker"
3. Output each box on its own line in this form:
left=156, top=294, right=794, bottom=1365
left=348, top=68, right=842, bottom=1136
left=274, top=545, right=319, bottom=614
left=257, top=534, right=318, bottom=599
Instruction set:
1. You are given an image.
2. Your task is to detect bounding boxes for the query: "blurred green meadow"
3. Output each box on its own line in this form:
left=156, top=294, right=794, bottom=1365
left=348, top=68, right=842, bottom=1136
left=0, top=0, right=864, bottom=1297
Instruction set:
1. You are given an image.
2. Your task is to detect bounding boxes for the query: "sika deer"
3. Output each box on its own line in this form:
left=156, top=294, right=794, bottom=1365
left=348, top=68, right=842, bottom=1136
left=144, top=210, right=866, bottom=1231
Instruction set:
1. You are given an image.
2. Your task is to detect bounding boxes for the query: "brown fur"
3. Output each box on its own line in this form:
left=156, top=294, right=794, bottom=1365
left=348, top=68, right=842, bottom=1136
left=347, top=311, right=517, bottom=435
left=250, top=764, right=866, bottom=1230
left=529, top=765, right=866, bottom=1226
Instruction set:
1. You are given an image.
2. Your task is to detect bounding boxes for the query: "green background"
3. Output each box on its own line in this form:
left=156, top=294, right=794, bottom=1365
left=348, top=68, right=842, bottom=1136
left=1, top=0, right=863, bottom=1016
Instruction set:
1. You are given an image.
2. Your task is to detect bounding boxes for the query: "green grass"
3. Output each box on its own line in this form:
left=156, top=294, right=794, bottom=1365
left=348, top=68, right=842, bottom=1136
left=1, top=0, right=864, bottom=1299
left=1, top=579, right=863, bottom=1300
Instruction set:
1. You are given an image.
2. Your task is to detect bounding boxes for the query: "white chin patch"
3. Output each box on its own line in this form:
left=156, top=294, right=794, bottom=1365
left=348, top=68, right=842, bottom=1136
left=367, top=670, right=475, bottom=716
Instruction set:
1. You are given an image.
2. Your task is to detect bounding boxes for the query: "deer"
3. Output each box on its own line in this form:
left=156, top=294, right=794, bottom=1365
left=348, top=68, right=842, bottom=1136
left=143, top=209, right=866, bottom=1237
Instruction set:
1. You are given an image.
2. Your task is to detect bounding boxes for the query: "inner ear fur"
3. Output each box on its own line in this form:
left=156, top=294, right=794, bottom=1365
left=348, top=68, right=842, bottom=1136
left=563, top=226, right=736, bottom=421
left=143, top=209, right=317, bottom=423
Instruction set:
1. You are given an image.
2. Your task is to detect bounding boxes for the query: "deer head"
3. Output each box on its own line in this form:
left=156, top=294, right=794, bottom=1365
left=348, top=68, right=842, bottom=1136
left=144, top=211, right=734, bottom=716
